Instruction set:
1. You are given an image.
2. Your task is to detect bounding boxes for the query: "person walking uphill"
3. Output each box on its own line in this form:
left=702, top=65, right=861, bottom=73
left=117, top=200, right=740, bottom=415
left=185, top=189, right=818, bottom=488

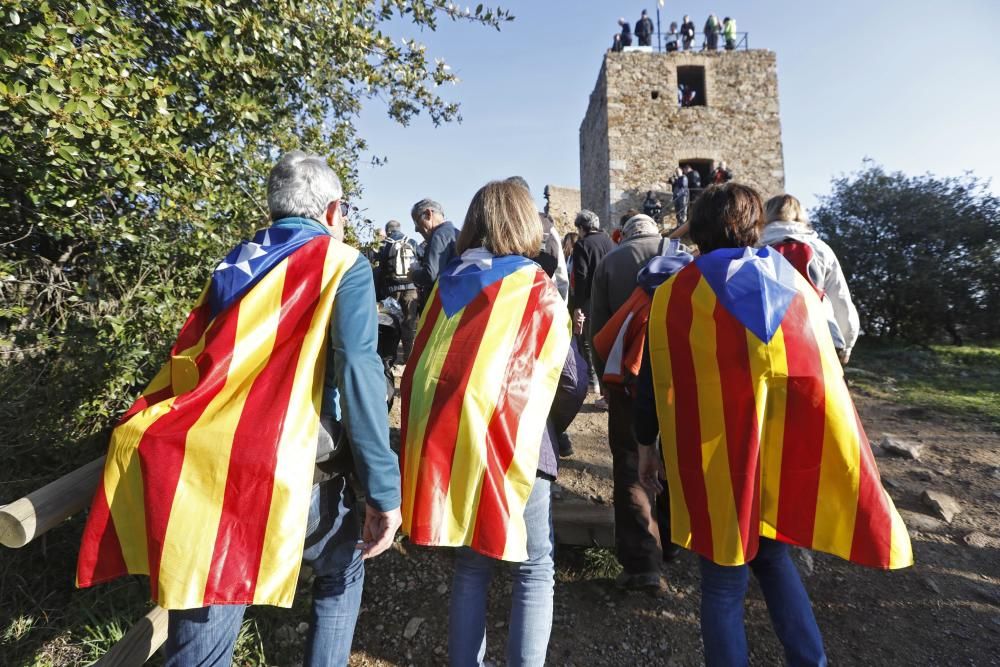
left=400, top=180, right=576, bottom=666
left=410, top=198, right=457, bottom=307
left=589, top=214, right=679, bottom=592
left=77, top=151, right=402, bottom=666
left=375, top=219, right=421, bottom=364
left=634, top=183, right=912, bottom=667
left=568, top=209, right=614, bottom=397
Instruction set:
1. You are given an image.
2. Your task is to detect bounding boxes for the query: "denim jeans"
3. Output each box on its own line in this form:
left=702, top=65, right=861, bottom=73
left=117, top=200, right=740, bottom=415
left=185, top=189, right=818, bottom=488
left=698, top=538, right=827, bottom=667
left=448, top=477, right=554, bottom=667
left=165, top=476, right=364, bottom=667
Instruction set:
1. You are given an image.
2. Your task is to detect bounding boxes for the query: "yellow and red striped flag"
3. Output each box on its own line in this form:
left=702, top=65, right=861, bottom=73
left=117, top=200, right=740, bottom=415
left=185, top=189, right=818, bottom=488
left=77, top=225, right=359, bottom=609
left=648, top=247, right=912, bottom=569
left=400, top=254, right=570, bottom=561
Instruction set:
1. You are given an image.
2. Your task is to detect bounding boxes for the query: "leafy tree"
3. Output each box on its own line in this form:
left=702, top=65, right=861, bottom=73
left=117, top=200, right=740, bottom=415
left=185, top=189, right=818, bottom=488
left=0, top=1, right=512, bottom=478
left=812, top=162, right=1000, bottom=344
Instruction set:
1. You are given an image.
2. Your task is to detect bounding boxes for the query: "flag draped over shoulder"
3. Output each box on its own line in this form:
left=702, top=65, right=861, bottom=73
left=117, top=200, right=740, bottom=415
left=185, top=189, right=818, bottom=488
left=400, top=253, right=571, bottom=562
left=77, top=225, right=359, bottom=609
left=648, top=246, right=912, bottom=569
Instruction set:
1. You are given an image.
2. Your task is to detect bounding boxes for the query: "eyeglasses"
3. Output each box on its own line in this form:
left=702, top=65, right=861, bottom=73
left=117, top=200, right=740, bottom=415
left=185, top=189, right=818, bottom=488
left=339, top=201, right=350, bottom=217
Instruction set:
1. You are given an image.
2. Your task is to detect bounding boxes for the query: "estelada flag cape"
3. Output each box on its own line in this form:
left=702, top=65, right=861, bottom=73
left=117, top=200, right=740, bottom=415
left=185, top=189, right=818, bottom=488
left=400, top=252, right=571, bottom=561
left=77, top=224, right=359, bottom=609
left=648, top=246, right=912, bottom=569
left=593, top=285, right=649, bottom=386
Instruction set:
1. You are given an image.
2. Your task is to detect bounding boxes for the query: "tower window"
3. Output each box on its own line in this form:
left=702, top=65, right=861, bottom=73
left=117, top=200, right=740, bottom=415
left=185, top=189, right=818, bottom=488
left=677, top=66, right=706, bottom=107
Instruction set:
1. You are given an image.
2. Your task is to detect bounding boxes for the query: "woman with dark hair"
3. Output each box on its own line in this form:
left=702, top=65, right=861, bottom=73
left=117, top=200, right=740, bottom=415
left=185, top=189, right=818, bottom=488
left=634, top=183, right=912, bottom=666
left=400, top=180, right=583, bottom=666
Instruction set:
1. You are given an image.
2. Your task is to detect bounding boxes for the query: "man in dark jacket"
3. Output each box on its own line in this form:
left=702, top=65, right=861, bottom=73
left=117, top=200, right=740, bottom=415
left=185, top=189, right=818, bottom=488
left=590, top=214, right=675, bottom=593
left=684, top=164, right=702, bottom=192
left=410, top=198, right=456, bottom=307
left=375, top=220, right=420, bottom=364
left=681, top=15, right=696, bottom=50
left=635, top=10, right=654, bottom=47
left=568, top=209, right=614, bottom=397
left=671, top=167, right=690, bottom=228
left=617, top=18, right=633, bottom=47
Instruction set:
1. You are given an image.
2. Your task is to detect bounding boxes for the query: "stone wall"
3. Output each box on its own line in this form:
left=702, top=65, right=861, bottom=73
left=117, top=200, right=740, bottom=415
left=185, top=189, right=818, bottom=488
left=579, top=50, right=785, bottom=230
left=543, top=185, right=581, bottom=236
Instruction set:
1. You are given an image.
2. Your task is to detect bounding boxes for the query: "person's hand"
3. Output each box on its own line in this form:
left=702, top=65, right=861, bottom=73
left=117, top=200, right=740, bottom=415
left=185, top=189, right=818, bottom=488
left=837, top=348, right=851, bottom=365
left=361, top=504, right=402, bottom=560
left=573, top=308, right=586, bottom=335
left=637, top=444, right=665, bottom=495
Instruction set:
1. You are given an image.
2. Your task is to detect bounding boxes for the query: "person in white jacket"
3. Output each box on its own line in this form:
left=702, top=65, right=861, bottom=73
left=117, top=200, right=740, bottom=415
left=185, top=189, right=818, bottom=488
left=759, top=194, right=861, bottom=363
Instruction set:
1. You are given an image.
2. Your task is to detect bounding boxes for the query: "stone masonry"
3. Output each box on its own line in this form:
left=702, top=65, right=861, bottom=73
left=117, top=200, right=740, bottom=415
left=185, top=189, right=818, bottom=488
left=543, top=185, right=581, bottom=236
left=580, top=50, right=785, bottom=230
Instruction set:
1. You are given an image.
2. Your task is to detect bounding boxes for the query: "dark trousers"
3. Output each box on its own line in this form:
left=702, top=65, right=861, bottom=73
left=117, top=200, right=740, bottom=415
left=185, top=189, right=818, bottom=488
left=607, top=386, right=670, bottom=574
left=637, top=35, right=652, bottom=47
left=576, top=329, right=599, bottom=388
left=391, top=288, right=420, bottom=362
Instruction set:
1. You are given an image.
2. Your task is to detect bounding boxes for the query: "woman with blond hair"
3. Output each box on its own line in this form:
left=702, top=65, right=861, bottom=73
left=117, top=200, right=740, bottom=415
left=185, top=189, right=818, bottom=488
left=759, top=193, right=860, bottom=363
left=400, top=180, right=582, bottom=666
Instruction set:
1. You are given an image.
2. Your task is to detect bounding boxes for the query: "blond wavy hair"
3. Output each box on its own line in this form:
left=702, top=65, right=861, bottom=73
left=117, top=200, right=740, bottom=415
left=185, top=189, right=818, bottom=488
left=457, top=180, right=543, bottom=256
left=764, top=194, right=810, bottom=225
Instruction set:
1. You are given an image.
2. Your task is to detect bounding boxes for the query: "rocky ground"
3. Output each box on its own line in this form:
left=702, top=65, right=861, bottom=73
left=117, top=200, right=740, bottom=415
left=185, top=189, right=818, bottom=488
left=334, top=378, right=1000, bottom=667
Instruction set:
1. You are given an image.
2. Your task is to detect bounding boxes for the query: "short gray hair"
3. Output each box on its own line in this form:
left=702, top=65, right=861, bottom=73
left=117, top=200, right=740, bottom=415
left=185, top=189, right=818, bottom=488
left=411, top=198, right=444, bottom=222
left=574, top=209, right=600, bottom=231
left=267, top=150, right=343, bottom=222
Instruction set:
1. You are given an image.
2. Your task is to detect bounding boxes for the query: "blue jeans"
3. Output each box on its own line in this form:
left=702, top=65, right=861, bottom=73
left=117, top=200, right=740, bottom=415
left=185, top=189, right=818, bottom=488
left=699, top=538, right=827, bottom=667
left=449, top=477, right=554, bottom=667
left=165, top=476, right=364, bottom=667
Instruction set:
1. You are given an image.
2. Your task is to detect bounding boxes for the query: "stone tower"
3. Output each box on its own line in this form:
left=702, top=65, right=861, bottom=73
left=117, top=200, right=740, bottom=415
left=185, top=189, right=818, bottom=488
left=579, top=50, right=785, bottom=229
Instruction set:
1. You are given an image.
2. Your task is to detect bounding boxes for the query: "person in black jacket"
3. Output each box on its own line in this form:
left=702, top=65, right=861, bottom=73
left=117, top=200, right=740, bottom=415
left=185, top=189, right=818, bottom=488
left=635, top=10, right=654, bottom=47
left=375, top=220, right=421, bottom=364
left=684, top=164, right=702, bottom=199
left=680, top=15, right=696, bottom=50
left=671, top=167, right=690, bottom=228
left=617, top=18, right=633, bottom=47
left=568, top=210, right=614, bottom=398
left=409, top=198, right=456, bottom=307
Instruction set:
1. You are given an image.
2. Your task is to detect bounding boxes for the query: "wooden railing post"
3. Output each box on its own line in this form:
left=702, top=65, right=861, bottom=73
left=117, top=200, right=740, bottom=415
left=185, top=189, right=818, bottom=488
left=0, top=456, right=104, bottom=548
left=96, top=606, right=168, bottom=666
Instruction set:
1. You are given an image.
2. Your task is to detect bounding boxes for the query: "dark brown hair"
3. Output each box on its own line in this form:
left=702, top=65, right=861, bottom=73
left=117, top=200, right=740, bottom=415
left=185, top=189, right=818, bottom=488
left=688, top=183, right=764, bottom=253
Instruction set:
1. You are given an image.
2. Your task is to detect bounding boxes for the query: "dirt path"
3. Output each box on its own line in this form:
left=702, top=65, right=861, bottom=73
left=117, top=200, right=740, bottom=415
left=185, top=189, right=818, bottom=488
left=343, top=383, right=1000, bottom=666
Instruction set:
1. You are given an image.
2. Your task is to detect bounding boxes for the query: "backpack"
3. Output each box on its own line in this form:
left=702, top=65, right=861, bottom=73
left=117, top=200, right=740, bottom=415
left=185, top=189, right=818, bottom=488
left=387, top=237, right=416, bottom=281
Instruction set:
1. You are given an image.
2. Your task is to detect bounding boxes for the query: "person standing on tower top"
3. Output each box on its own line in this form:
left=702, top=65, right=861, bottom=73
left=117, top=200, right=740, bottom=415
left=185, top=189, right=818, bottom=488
left=665, top=22, right=680, bottom=52
left=704, top=13, right=721, bottom=50
left=723, top=16, right=738, bottom=50
left=681, top=15, right=696, bottom=50
left=618, top=17, right=633, bottom=48
left=635, top=10, right=655, bottom=47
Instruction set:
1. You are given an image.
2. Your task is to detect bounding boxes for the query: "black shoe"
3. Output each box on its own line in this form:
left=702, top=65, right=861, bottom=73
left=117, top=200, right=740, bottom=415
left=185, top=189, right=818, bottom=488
left=558, top=432, right=574, bottom=458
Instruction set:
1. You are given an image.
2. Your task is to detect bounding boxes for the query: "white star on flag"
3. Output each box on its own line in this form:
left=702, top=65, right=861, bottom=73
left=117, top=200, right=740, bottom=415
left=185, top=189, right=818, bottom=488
left=216, top=241, right=268, bottom=276
left=453, top=247, right=494, bottom=274
left=726, top=247, right=776, bottom=283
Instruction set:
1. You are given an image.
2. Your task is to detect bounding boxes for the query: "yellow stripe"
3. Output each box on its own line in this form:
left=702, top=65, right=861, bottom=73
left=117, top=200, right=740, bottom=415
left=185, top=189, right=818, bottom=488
left=156, top=261, right=288, bottom=608
left=502, top=300, right=571, bottom=560
left=803, top=284, right=860, bottom=559
left=689, top=279, right=744, bottom=565
left=648, top=277, right=692, bottom=549
left=401, top=284, right=461, bottom=534
left=106, top=310, right=215, bottom=575
left=444, top=269, right=536, bottom=548
left=253, top=242, right=357, bottom=605
left=752, top=326, right=788, bottom=540
left=888, top=493, right=914, bottom=568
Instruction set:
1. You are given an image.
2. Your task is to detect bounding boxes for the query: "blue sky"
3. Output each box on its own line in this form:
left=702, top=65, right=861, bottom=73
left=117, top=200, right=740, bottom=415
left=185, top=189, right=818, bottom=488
left=353, top=0, right=1000, bottom=236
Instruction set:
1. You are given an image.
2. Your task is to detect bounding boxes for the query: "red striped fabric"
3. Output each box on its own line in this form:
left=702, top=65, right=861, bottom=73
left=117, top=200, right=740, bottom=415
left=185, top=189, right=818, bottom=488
left=399, top=296, right=443, bottom=481
left=665, top=266, right=714, bottom=557
left=774, top=295, right=826, bottom=545
left=202, top=237, right=327, bottom=603
left=408, top=280, right=504, bottom=543
left=849, top=404, right=894, bottom=566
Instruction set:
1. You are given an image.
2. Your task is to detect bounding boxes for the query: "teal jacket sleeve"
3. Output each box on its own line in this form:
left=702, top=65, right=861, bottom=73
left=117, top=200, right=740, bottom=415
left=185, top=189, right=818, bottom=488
left=326, top=254, right=401, bottom=511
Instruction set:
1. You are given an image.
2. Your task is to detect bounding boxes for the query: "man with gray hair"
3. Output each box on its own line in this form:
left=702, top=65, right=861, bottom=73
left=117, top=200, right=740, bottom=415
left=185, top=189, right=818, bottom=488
left=410, top=198, right=456, bottom=304
left=164, top=150, right=402, bottom=665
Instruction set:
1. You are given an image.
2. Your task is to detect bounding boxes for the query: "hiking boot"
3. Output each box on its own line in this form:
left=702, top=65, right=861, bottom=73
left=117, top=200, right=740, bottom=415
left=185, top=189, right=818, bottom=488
left=616, top=571, right=669, bottom=597
left=594, top=396, right=609, bottom=411
left=558, top=432, right=574, bottom=458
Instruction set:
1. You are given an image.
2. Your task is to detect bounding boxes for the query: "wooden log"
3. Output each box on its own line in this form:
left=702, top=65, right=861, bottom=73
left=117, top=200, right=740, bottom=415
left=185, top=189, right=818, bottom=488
left=0, top=456, right=104, bottom=548
left=96, top=606, right=168, bottom=667
left=552, top=499, right=615, bottom=548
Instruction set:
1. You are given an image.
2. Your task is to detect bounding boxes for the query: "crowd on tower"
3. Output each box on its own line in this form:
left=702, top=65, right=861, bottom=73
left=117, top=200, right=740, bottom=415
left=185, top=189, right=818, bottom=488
left=612, top=9, right=741, bottom=52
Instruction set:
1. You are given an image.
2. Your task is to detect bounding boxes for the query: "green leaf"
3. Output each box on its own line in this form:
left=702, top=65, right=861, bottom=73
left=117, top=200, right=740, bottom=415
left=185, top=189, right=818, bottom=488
left=65, top=124, right=85, bottom=138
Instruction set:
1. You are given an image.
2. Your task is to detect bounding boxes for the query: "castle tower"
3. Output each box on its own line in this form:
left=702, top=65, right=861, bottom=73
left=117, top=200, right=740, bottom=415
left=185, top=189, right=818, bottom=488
left=579, top=50, right=785, bottom=229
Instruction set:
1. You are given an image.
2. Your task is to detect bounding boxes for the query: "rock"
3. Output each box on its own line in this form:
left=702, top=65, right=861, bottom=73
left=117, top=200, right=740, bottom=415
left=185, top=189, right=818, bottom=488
left=402, top=617, right=424, bottom=640
left=296, top=621, right=309, bottom=635
left=881, top=476, right=900, bottom=490
left=923, top=576, right=942, bottom=595
left=963, top=531, right=1000, bottom=549
left=880, top=436, right=922, bottom=460
left=899, top=509, right=947, bottom=534
left=796, top=549, right=815, bottom=576
left=909, top=468, right=934, bottom=482
left=922, top=490, right=961, bottom=523
left=436, top=583, right=448, bottom=595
